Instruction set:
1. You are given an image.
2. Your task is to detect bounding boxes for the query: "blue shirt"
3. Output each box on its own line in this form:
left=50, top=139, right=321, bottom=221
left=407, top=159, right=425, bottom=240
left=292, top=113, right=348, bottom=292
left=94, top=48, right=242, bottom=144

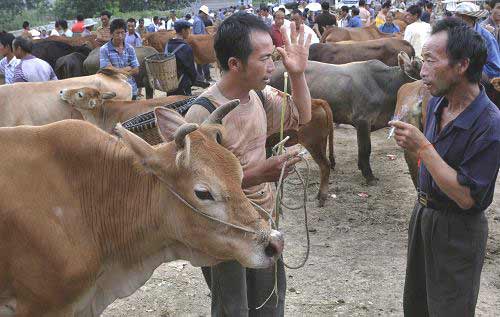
left=99, top=41, right=140, bottom=96
left=165, top=38, right=197, bottom=95
left=192, top=15, right=206, bottom=35
left=379, top=23, right=400, bottom=34
left=419, top=88, right=500, bottom=212
left=474, top=23, right=500, bottom=79
left=347, top=16, right=362, bottom=28
left=125, top=32, right=142, bottom=47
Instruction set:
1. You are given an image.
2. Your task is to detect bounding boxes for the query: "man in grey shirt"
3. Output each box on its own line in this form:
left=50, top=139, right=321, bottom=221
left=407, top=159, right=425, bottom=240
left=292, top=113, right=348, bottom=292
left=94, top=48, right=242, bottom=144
left=12, top=36, right=57, bottom=82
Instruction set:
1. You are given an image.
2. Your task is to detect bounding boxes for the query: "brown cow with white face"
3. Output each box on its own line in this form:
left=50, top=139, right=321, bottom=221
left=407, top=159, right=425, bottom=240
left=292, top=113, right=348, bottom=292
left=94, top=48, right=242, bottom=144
left=0, top=101, right=283, bottom=316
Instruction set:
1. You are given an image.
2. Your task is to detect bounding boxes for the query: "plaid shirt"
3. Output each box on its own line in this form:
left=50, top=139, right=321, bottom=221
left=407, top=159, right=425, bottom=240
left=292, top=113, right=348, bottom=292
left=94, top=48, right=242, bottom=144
left=0, top=56, right=20, bottom=84
left=99, top=40, right=139, bottom=96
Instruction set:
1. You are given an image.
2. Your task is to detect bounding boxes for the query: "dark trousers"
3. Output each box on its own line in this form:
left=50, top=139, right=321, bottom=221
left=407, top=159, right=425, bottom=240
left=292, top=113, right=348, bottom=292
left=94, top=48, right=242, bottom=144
left=196, top=63, right=211, bottom=81
left=202, top=259, right=286, bottom=317
left=403, top=201, right=488, bottom=317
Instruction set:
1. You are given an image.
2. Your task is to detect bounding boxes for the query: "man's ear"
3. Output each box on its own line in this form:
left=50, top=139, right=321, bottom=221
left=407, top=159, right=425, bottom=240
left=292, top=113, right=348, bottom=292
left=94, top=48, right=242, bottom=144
left=155, top=107, right=187, bottom=142
left=227, top=57, right=241, bottom=72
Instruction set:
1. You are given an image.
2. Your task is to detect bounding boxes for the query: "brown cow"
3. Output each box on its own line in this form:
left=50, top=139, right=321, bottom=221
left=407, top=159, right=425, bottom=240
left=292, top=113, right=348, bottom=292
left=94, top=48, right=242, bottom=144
left=320, top=23, right=398, bottom=43
left=60, top=87, right=191, bottom=132
left=34, top=34, right=100, bottom=49
left=393, top=80, right=431, bottom=187
left=267, top=99, right=334, bottom=206
left=309, top=38, right=414, bottom=66
left=0, top=101, right=284, bottom=316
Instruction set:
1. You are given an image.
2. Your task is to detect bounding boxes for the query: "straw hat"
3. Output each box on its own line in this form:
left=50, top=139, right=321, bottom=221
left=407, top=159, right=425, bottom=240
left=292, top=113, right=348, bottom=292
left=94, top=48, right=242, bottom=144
left=199, top=5, right=209, bottom=15
left=449, top=2, right=489, bottom=19
left=84, top=18, right=97, bottom=28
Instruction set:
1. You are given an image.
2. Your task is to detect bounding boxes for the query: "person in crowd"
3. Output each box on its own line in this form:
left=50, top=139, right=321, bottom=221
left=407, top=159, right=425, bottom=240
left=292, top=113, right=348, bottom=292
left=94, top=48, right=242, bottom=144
left=96, top=11, right=112, bottom=45
left=314, top=2, right=337, bottom=35
left=158, top=17, right=167, bottom=30
left=218, top=8, right=225, bottom=21
left=379, top=11, right=400, bottom=33
left=125, top=18, right=142, bottom=47
left=482, top=0, right=500, bottom=43
left=165, top=20, right=197, bottom=95
left=368, top=0, right=376, bottom=19
left=348, top=7, right=363, bottom=27
left=271, top=9, right=285, bottom=47
left=0, top=32, right=20, bottom=84
left=193, top=5, right=212, bottom=82
left=39, top=28, right=48, bottom=39
left=202, top=11, right=213, bottom=27
left=453, top=2, right=500, bottom=80
left=82, top=19, right=96, bottom=37
left=136, top=18, right=147, bottom=36
left=359, top=0, right=372, bottom=26
left=147, top=16, right=160, bottom=32
left=404, top=4, right=431, bottom=57
left=59, top=20, right=73, bottom=37
left=50, top=21, right=62, bottom=36
left=166, top=11, right=177, bottom=30
left=12, top=36, right=57, bottom=82
left=339, top=6, right=351, bottom=27
left=391, top=17, right=500, bottom=317
left=421, top=2, right=434, bottom=23
left=72, top=14, right=85, bottom=33
left=375, top=1, right=391, bottom=27
left=99, top=19, right=139, bottom=99
left=259, top=5, right=273, bottom=28
left=186, top=12, right=311, bottom=316
left=290, top=9, right=320, bottom=43
left=21, top=21, right=32, bottom=39
left=185, top=14, right=194, bottom=24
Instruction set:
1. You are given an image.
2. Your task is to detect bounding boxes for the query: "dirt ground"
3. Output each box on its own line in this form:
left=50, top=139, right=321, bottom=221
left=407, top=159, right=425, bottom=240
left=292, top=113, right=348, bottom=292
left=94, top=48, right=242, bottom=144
left=102, top=124, right=500, bottom=317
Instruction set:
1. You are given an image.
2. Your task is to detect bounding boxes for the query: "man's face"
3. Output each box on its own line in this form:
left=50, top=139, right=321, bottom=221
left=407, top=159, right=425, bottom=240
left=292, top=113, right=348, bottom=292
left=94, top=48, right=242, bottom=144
left=261, top=10, right=269, bottom=17
left=454, top=13, right=475, bottom=27
left=291, top=13, right=303, bottom=30
left=154, top=18, right=159, bottom=25
left=181, top=28, right=191, bottom=39
left=171, top=13, right=176, bottom=20
left=382, top=7, right=389, bottom=14
left=386, top=14, right=393, bottom=24
left=127, top=22, right=135, bottom=33
left=0, top=43, right=10, bottom=56
left=13, top=45, right=22, bottom=59
left=340, top=10, right=347, bottom=18
left=406, top=13, right=418, bottom=23
left=139, top=20, right=144, bottom=27
left=275, top=12, right=285, bottom=27
left=239, top=31, right=276, bottom=91
left=112, top=28, right=126, bottom=44
left=101, top=15, right=110, bottom=26
left=420, top=32, right=462, bottom=96
left=492, top=3, right=500, bottom=21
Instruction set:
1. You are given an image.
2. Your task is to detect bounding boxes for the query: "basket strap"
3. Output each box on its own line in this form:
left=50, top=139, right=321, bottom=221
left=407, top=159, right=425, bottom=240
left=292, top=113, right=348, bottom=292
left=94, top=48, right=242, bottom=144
left=193, top=97, right=216, bottom=113
left=167, top=43, right=186, bottom=55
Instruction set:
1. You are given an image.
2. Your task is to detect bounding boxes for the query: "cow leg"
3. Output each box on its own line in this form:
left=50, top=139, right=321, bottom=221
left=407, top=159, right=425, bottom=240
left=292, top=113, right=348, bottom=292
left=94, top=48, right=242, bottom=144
left=404, top=149, right=419, bottom=188
left=301, top=135, right=331, bottom=207
left=145, top=87, right=154, bottom=99
left=356, top=120, right=377, bottom=185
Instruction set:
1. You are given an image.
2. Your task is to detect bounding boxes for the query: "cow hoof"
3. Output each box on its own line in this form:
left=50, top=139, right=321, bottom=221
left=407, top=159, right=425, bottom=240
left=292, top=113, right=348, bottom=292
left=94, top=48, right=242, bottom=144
left=316, top=193, right=327, bottom=207
left=365, top=178, right=379, bottom=186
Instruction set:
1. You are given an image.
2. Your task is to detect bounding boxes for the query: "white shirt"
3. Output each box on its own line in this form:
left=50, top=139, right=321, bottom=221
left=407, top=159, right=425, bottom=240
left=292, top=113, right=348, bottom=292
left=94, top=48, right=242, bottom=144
left=0, top=56, right=20, bottom=84
left=63, top=29, right=73, bottom=37
left=404, top=20, right=431, bottom=57
left=50, top=29, right=60, bottom=36
left=285, top=23, right=320, bottom=44
left=166, top=19, right=176, bottom=30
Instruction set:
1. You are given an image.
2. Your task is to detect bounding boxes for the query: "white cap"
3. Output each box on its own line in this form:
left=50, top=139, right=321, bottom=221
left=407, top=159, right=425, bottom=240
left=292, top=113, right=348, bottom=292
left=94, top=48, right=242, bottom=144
left=199, top=5, right=209, bottom=15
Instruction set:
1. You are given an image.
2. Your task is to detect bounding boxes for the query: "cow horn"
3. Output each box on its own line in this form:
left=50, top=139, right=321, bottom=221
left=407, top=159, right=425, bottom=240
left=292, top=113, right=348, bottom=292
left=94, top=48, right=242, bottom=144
left=174, top=123, right=198, bottom=148
left=203, top=99, right=240, bottom=125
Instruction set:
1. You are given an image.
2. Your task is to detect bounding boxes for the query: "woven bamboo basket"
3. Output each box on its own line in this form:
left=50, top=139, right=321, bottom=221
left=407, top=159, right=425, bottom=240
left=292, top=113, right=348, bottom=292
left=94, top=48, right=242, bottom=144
left=122, top=97, right=196, bottom=146
left=145, top=53, right=179, bottom=93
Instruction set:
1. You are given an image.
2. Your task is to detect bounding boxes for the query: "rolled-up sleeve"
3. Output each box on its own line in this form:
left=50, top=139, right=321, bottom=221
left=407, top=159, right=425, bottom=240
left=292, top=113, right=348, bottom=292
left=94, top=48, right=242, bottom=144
left=262, top=85, right=300, bottom=137
left=457, top=139, right=500, bottom=210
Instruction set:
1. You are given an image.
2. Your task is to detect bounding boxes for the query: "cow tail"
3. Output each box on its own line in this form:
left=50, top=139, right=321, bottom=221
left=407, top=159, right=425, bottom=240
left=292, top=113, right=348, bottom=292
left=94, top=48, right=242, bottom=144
left=323, top=101, right=334, bottom=164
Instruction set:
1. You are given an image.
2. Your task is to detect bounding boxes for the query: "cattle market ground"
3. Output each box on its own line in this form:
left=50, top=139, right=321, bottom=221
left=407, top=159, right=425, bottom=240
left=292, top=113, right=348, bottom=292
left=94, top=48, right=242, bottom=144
left=103, top=125, right=500, bottom=316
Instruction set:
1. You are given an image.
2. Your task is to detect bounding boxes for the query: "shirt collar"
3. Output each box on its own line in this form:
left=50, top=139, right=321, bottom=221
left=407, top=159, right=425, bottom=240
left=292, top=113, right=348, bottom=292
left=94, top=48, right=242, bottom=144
left=107, top=40, right=125, bottom=52
left=433, top=86, right=490, bottom=130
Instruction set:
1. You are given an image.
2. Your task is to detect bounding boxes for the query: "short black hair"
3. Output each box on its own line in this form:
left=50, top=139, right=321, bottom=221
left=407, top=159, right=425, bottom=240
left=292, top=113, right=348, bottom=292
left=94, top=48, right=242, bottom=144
left=426, top=2, right=434, bottom=9
left=22, top=21, right=29, bottom=29
left=341, top=5, right=349, bottom=12
left=359, top=0, right=366, bottom=6
left=278, top=7, right=286, bottom=14
left=214, top=12, right=270, bottom=71
left=407, top=4, right=422, bottom=18
left=321, top=2, right=330, bottom=10
left=351, top=7, right=360, bottom=16
left=432, top=17, right=487, bottom=83
left=59, top=19, right=68, bottom=29
left=185, top=14, right=191, bottom=19
left=127, top=18, right=136, bottom=24
left=139, top=18, right=144, bottom=23
left=382, top=1, right=391, bottom=9
left=0, top=32, right=15, bottom=50
left=76, top=14, right=84, bottom=21
left=153, top=16, right=159, bottom=21
left=13, top=36, right=32, bottom=53
left=110, top=19, right=126, bottom=33
left=490, top=0, right=500, bottom=7
left=101, top=11, right=111, bottom=18
left=291, top=9, right=302, bottom=16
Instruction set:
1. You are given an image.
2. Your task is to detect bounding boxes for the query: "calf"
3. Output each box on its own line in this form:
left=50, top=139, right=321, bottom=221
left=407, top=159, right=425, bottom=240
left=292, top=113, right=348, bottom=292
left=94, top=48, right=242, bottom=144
left=32, top=40, right=92, bottom=69
left=54, top=52, right=87, bottom=79
left=0, top=101, right=283, bottom=316
left=320, top=23, right=398, bottom=43
left=60, top=87, right=191, bottom=132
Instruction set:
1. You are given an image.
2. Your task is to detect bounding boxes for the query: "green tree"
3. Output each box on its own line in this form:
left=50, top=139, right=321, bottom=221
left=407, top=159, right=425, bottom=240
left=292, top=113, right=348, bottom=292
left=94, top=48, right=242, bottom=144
left=0, top=0, right=24, bottom=31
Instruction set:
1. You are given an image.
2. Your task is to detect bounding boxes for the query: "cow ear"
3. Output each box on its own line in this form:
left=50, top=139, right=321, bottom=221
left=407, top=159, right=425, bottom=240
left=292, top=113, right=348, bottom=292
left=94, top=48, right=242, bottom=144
left=155, top=107, right=187, bottom=142
left=114, top=123, right=159, bottom=171
left=101, top=92, right=116, bottom=99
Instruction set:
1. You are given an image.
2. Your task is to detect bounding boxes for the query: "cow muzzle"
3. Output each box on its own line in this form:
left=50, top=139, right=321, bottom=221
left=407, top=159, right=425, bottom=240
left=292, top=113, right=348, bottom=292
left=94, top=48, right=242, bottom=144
left=265, top=229, right=284, bottom=258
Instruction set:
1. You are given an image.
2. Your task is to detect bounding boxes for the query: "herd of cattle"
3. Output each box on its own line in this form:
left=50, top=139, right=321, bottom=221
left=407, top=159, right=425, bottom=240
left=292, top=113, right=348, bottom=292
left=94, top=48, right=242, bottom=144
left=0, top=23, right=499, bottom=315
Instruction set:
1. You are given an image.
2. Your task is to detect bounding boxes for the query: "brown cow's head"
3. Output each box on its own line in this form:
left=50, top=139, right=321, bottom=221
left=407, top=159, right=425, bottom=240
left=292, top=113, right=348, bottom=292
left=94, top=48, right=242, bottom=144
left=114, top=100, right=284, bottom=269
left=60, top=87, right=116, bottom=124
left=398, top=51, right=422, bottom=80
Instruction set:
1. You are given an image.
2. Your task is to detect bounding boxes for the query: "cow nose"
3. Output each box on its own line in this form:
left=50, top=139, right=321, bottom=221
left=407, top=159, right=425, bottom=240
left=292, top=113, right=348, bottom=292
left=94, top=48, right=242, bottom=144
left=264, top=230, right=284, bottom=258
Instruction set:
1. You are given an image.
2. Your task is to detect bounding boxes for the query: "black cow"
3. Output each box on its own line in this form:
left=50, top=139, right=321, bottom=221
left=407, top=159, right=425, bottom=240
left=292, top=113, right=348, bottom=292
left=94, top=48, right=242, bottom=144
left=55, top=52, right=87, bottom=79
left=270, top=53, right=422, bottom=185
left=32, top=41, right=92, bottom=69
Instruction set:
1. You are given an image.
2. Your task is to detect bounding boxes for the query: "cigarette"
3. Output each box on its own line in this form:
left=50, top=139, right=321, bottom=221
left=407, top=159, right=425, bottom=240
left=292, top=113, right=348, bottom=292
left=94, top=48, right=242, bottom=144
left=387, top=126, right=396, bottom=140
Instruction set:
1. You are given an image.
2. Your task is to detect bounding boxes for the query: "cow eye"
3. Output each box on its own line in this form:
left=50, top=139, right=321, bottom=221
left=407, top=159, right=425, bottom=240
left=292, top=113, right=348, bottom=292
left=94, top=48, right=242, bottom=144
left=195, top=189, right=214, bottom=201
left=78, top=92, right=84, bottom=98
left=215, top=131, right=222, bottom=144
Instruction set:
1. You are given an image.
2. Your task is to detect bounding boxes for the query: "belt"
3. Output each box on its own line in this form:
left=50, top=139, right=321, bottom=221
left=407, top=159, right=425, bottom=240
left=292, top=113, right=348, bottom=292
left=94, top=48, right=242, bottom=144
left=417, top=191, right=460, bottom=211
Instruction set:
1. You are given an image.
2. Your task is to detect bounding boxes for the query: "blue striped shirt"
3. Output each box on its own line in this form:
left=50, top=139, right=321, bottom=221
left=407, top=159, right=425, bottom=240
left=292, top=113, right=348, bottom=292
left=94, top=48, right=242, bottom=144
left=99, top=40, right=140, bottom=96
left=0, top=56, right=20, bottom=84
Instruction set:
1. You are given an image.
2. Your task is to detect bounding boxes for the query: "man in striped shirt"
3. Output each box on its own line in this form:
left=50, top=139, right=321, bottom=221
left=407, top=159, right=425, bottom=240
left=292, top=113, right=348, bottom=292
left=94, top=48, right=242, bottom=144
left=12, top=36, right=57, bottom=82
left=0, top=32, right=20, bottom=84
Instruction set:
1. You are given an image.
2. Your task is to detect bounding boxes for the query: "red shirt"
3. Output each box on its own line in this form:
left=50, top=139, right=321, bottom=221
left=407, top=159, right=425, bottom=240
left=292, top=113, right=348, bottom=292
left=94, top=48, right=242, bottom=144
left=71, top=21, right=85, bottom=33
left=271, top=24, right=284, bottom=48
